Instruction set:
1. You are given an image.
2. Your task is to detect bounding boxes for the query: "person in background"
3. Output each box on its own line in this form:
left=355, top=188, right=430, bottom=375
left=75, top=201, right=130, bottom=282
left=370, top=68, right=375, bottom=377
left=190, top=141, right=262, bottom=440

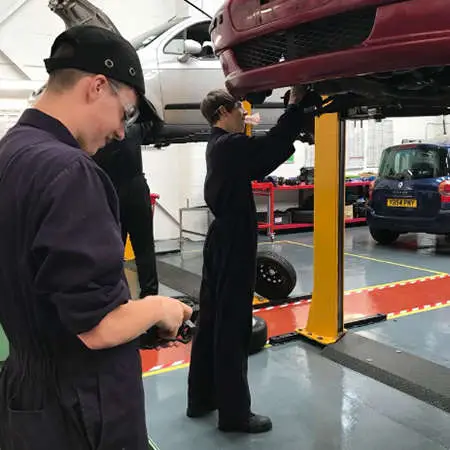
left=0, top=25, right=191, bottom=450
left=187, top=86, right=321, bottom=433
left=93, top=121, right=161, bottom=297
left=93, top=117, right=199, bottom=298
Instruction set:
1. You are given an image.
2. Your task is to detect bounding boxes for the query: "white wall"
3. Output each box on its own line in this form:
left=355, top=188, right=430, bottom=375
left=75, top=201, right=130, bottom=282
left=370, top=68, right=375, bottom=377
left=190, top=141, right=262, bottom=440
left=142, top=142, right=208, bottom=241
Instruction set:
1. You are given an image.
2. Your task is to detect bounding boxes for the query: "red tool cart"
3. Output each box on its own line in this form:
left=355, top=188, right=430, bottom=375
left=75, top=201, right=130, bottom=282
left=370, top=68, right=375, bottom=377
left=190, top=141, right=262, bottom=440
left=252, top=180, right=371, bottom=239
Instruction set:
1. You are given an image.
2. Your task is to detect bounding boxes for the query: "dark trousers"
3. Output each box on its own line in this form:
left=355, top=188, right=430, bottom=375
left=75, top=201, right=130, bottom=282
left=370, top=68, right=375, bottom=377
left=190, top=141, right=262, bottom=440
left=0, top=350, right=151, bottom=450
left=187, top=219, right=257, bottom=425
left=117, top=174, right=158, bottom=297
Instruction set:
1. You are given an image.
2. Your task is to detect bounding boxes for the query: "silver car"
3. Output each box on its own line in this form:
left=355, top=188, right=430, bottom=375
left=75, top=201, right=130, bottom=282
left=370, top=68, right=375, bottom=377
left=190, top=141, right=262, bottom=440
left=48, top=0, right=287, bottom=142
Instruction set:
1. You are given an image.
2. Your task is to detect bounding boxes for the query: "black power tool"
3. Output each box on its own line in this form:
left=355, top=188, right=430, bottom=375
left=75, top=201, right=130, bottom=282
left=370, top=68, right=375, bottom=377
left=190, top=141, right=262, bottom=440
left=139, top=297, right=199, bottom=350
left=139, top=319, right=197, bottom=350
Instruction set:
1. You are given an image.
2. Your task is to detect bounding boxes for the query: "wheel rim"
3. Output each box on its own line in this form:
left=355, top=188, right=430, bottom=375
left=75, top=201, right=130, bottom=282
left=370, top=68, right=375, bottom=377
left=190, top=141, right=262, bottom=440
left=257, top=261, right=288, bottom=286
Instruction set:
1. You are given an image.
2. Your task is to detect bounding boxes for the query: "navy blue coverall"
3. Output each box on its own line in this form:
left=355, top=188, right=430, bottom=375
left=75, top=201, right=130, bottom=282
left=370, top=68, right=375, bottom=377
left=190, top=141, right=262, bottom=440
left=0, top=109, right=148, bottom=449
left=187, top=103, right=314, bottom=426
left=93, top=122, right=159, bottom=297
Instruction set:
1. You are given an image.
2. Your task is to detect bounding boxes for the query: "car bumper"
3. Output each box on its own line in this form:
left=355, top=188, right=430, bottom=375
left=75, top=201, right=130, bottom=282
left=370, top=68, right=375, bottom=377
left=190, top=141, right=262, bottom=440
left=220, top=33, right=450, bottom=97
left=367, top=209, right=450, bottom=234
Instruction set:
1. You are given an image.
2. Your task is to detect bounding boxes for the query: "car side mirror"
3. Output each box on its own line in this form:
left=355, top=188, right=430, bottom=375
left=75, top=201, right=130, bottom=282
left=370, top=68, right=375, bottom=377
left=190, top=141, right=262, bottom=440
left=178, top=39, right=202, bottom=62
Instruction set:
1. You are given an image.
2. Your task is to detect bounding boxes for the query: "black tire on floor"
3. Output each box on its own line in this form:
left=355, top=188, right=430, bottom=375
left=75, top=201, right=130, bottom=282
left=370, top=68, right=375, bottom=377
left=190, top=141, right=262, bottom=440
left=255, top=251, right=297, bottom=300
left=369, top=228, right=400, bottom=245
left=250, top=316, right=268, bottom=355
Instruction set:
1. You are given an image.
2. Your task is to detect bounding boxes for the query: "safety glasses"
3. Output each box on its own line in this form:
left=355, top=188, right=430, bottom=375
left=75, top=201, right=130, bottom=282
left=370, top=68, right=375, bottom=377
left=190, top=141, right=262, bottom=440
left=107, top=79, right=140, bottom=128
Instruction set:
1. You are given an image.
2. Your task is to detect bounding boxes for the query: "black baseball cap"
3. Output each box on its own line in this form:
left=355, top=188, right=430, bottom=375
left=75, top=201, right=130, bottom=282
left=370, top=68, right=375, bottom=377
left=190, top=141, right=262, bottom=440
left=44, top=25, right=162, bottom=126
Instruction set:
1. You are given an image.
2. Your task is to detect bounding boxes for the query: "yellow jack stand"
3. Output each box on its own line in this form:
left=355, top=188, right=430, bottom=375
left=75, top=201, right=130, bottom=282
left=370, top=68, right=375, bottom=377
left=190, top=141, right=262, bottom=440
left=297, top=112, right=346, bottom=345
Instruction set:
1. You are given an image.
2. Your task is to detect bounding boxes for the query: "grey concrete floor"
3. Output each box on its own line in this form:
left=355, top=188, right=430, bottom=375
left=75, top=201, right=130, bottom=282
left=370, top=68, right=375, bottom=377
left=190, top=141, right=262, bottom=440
left=357, top=308, right=450, bottom=370
left=136, top=227, right=450, bottom=449
left=144, top=342, right=450, bottom=450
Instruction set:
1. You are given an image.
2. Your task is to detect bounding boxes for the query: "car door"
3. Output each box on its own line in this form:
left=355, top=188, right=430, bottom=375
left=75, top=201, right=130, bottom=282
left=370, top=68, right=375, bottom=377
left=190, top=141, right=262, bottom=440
left=157, top=19, right=225, bottom=133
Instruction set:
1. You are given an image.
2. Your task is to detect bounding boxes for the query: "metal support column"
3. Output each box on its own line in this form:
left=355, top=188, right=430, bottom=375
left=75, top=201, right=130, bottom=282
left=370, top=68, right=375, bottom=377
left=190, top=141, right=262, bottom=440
left=297, top=112, right=346, bottom=345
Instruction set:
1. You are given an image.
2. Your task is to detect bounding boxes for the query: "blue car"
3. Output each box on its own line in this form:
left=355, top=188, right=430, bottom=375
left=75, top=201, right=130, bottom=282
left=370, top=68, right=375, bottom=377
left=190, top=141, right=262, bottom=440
left=367, top=142, right=450, bottom=245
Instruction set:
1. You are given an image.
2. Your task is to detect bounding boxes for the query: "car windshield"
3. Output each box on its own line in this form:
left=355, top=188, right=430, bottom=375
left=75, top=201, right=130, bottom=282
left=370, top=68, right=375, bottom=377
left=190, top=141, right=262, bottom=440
left=131, top=16, right=188, bottom=50
left=379, top=145, right=449, bottom=180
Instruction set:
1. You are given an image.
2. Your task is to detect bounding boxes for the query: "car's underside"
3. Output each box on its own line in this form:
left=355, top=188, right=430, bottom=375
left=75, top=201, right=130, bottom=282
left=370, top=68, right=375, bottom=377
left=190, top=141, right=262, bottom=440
left=315, top=65, right=450, bottom=119
left=245, top=65, right=450, bottom=121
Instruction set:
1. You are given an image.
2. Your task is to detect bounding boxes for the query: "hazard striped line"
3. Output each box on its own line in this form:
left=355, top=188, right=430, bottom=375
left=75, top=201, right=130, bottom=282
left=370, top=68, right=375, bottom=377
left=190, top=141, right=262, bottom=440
left=255, top=274, right=450, bottom=313
left=143, top=361, right=190, bottom=378
left=387, top=299, right=450, bottom=319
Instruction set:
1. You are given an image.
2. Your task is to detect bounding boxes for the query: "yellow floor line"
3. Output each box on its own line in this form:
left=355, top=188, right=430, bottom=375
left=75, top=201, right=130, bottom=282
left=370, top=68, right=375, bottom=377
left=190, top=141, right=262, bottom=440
left=142, top=363, right=189, bottom=378
left=283, top=240, right=446, bottom=276
left=387, top=302, right=450, bottom=320
left=343, top=274, right=446, bottom=294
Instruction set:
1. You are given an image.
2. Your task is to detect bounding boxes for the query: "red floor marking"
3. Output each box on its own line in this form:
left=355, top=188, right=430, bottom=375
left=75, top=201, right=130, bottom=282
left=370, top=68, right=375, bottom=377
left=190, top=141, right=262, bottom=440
left=140, top=274, right=450, bottom=374
left=256, top=274, right=450, bottom=337
left=140, top=342, right=192, bottom=373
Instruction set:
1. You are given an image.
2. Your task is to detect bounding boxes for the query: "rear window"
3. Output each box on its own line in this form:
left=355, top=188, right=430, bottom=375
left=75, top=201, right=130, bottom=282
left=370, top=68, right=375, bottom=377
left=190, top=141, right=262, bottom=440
left=378, top=145, right=449, bottom=180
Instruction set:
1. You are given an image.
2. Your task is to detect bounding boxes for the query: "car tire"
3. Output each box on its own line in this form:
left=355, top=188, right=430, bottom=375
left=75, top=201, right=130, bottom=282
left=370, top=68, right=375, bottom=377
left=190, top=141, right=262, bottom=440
left=250, top=316, right=268, bottom=355
left=255, top=251, right=297, bottom=300
left=369, top=228, right=400, bottom=245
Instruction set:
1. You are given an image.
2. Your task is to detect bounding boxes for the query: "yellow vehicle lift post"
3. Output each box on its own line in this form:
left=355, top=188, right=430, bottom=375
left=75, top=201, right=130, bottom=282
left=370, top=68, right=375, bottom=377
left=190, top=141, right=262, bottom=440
left=242, top=100, right=252, bottom=136
left=297, top=112, right=346, bottom=345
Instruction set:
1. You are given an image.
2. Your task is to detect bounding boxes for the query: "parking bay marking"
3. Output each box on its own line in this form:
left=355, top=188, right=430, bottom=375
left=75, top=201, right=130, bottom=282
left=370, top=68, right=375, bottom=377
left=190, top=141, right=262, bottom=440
left=283, top=240, right=446, bottom=276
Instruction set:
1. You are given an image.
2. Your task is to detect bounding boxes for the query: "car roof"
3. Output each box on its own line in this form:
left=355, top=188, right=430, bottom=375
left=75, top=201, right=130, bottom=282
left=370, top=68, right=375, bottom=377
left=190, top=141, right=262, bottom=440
left=386, top=142, right=450, bottom=151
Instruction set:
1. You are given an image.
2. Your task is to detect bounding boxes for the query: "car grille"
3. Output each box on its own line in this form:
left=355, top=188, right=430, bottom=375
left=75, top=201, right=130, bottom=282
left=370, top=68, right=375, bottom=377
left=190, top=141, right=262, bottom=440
left=232, top=8, right=377, bottom=71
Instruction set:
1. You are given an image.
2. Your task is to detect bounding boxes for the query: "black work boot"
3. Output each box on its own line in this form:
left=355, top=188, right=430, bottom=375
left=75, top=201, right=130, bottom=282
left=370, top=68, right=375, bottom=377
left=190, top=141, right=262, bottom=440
left=218, top=413, right=272, bottom=433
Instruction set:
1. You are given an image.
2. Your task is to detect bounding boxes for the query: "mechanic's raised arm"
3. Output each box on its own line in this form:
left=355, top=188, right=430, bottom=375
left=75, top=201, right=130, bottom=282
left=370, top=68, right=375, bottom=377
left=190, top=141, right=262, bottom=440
left=239, top=87, right=320, bottom=180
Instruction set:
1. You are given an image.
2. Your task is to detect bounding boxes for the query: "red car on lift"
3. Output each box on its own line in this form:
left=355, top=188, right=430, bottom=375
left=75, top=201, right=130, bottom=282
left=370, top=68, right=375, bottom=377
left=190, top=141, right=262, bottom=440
left=209, top=0, right=450, bottom=118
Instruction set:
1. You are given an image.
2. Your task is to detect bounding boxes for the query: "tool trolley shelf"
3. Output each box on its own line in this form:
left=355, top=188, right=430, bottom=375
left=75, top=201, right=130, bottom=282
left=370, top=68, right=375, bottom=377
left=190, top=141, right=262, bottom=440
left=252, top=180, right=371, bottom=239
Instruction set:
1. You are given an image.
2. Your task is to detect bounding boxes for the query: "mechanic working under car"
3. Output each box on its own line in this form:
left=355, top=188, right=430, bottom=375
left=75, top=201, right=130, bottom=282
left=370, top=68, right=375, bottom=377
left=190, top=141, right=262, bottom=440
left=0, top=25, right=192, bottom=450
left=93, top=121, right=161, bottom=298
left=187, top=86, right=322, bottom=433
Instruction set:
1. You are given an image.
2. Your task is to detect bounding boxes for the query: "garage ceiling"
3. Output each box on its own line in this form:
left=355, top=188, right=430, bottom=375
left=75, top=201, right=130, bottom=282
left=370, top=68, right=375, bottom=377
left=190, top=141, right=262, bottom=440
left=0, top=0, right=217, bottom=99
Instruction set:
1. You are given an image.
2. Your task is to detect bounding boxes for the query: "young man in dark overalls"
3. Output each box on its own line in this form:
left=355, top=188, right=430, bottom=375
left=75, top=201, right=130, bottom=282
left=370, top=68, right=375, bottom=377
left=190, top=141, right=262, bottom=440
left=0, top=25, right=191, bottom=449
left=187, top=87, right=321, bottom=433
left=93, top=121, right=161, bottom=297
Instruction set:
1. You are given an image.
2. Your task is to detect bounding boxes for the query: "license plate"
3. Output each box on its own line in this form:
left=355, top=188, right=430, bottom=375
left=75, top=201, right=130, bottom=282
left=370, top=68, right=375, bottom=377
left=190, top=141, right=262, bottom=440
left=387, top=198, right=417, bottom=208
